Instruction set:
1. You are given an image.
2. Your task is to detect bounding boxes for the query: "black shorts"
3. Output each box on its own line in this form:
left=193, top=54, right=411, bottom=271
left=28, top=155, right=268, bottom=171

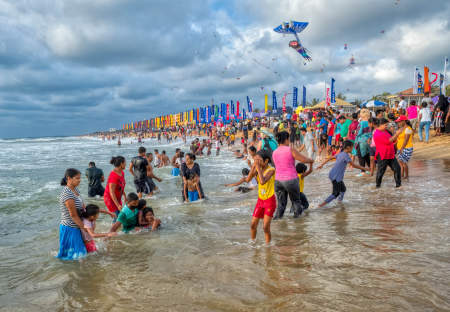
left=370, top=146, right=376, bottom=157
left=237, top=186, right=252, bottom=193
left=88, top=185, right=104, bottom=197
left=134, top=179, right=147, bottom=194
left=332, top=180, right=346, bottom=197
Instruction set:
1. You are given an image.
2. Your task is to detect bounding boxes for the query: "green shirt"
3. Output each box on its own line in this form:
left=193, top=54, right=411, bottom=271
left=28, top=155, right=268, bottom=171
left=117, top=205, right=138, bottom=233
left=340, top=119, right=352, bottom=138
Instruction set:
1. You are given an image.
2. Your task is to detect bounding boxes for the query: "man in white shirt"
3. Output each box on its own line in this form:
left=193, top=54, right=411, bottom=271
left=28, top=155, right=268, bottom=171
left=398, top=96, right=407, bottom=109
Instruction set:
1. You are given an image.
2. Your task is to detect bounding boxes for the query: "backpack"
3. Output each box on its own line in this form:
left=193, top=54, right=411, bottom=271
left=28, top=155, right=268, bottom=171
left=262, top=138, right=277, bottom=165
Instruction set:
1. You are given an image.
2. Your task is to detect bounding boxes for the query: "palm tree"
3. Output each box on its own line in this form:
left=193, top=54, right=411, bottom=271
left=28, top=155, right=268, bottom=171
left=337, top=92, right=347, bottom=100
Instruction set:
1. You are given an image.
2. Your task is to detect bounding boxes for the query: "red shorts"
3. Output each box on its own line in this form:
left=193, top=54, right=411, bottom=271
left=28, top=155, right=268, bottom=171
left=252, top=195, right=276, bottom=219
left=85, top=240, right=97, bottom=253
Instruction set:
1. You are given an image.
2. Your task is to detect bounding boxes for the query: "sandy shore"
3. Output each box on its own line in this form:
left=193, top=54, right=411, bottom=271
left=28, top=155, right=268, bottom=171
left=412, top=134, right=450, bottom=160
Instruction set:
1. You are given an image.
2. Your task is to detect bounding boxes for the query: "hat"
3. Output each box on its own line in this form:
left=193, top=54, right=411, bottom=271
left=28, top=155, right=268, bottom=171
left=259, top=127, right=274, bottom=138
left=395, top=115, right=408, bottom=122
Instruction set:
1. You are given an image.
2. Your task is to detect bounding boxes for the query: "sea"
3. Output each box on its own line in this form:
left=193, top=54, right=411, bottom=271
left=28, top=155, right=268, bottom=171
left=0, top=136, right=449, bottom=311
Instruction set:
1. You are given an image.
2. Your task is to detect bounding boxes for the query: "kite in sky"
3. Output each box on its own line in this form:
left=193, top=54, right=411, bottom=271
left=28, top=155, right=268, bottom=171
left=274, top=21, right=312, bottom=62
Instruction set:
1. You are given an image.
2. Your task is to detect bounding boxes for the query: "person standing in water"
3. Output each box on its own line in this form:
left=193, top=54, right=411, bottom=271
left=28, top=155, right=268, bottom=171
left=104, top=156, right=127, bottom=221
left=129, top=147, right=149, bottom=199
left=245, top=151, right=276, bottom=244
left=145, top=153, right=162, bottom=196
left=85, top=162, right=105, bottom=197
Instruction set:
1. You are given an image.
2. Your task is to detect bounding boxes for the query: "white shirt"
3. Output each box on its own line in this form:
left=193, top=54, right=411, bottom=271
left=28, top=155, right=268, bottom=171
left=419, top=108, right=432, bottom=122
left=399, top=100, right=407, bottom=109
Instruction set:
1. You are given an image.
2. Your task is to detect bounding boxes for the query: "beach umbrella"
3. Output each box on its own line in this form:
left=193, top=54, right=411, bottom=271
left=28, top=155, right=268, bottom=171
left=362, top=100, right=387, bottom=108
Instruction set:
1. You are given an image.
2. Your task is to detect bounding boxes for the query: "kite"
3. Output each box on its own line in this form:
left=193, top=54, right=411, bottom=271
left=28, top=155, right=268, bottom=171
left=349, top=55, right=355, bottom=66
left=274, top=21, right=312, bottom=62
left=344, top=43, right=348, bottom=50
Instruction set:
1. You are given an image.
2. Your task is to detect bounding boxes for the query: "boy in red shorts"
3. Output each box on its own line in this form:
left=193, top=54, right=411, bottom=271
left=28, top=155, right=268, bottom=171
left=246, top=150, right=276, bottom=243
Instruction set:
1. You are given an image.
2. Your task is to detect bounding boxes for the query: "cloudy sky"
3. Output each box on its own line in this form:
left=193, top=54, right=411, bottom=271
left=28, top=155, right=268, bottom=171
left=0, top=0, right=449, bottom=138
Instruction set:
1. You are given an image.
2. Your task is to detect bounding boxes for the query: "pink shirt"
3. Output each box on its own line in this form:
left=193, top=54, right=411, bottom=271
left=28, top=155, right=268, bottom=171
left=407, top=105, right=418, bottom=120
left=272, top=145, right=298, bottom=181
left=373, top=129, right=395, bottom=160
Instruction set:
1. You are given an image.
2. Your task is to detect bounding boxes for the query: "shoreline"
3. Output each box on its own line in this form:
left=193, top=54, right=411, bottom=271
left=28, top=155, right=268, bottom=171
left=410, top=133, right=450, bottom=160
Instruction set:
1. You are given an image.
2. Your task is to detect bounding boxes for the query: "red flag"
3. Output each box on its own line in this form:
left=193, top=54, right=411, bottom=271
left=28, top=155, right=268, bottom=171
left=226, top=103, right=230, bottom=120
left=424, top=66, right=430, bottom=93
left=282, top=93, right=287, bottom=112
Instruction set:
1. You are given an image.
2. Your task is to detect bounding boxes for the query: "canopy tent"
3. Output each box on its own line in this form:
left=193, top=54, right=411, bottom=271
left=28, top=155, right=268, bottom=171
left=361, top=100, right=387, bottom=108
left=310, top=98, right=355, bottom=110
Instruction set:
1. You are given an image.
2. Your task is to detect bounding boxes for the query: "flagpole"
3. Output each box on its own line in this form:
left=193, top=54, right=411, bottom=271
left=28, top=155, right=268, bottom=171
left=444, top=56, right=448, bottom=95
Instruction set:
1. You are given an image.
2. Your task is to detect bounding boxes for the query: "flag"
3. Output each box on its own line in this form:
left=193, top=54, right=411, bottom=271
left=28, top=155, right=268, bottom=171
left=272, top=91, right=277, bottom=110
left=418, top=73, right=423, bottom=93
left=226, top=103, right=230, bottom=120
left=424, top=66, right=430, bottom=93
left=264, top=94, right=268, bottom=112
left=443, top=57, right=448, bottom=95
left=236, top=101, right=240, bottom=117
left=330, top=78, right=336, bottom=105
left=326, top=87, right=330, bottom=107
left=293, top=87, right=298, bottom=107
left=282, top=93, right=287, bottom=112
left=243, top=109, right=246, bottom=120
left=413, top=67, right=419, bottom=94
left=302, top=86, right=306, bottom=108
left=231, top=100, right=235, bottom=115
left=246, top=96, right=252, bottom=112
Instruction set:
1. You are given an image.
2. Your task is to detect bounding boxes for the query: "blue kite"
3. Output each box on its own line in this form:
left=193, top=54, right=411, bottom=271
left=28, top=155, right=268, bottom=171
left=274, top=21, right=312, bottom=62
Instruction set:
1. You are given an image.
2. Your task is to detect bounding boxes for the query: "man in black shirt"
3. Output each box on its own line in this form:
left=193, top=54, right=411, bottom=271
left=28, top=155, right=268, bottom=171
left=129, top=146, right=149, bottom=199
left=85, top=162, right=105, bottom=197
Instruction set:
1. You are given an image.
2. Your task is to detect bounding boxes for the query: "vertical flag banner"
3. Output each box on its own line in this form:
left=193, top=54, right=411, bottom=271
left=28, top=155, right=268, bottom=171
left=272, top=91, right=277, bottom=111
left=418, top=73, right=423, bottom=93
left=243, top=109, right=247, bottom=120
left=330, top=78, right=336, bottom=105
left=226, top=103, right=230, bottom=120
left=424, top=66, right=430, bottom=93
left=231, top=100, right=235, bottom=115
left=236, top=101, right=240, bottom=117
left=326, top=87, right=330, bottom=107
left=246, top=96, right=252, bottom=112
left=443, top=57, right=448, bottom=94
left=264, top=94, right=268, bottom=113
left=413, top=67, right=419, bottom=94
left=293, top=87, right=298, bottom=107
left=302, top=86, right=306, bottom=108
left=282, top=93, right=287, bottom=112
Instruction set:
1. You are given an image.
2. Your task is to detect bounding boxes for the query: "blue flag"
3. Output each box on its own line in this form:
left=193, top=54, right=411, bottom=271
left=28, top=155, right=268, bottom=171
left=331, top=78, right=336, bottom=104
left=302, top=86, right=306, bottom=108
left=293, top=87, right=298, bottom=107
left=231, top=100, right=235, bottom=115
left=246, top=96, right=252, bottom=112
left=272, top=91, right=277, bottom=111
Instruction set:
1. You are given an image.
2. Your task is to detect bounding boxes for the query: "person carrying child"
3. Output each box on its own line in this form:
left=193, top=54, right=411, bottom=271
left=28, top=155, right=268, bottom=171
left=81, top=204, right=117, bottom=253
left=184, top=172, right=203, bottom=202
left=317, top=140, right=370, bottom=208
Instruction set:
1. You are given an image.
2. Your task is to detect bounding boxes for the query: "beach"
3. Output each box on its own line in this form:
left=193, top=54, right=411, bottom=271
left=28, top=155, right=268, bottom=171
left=0, top=135, right=449, bottom=311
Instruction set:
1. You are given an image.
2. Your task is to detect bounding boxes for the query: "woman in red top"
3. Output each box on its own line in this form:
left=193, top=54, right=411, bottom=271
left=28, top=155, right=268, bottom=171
left=104, top=156, right=127, bottom=220
left=373, top=118, right=404, bottom=188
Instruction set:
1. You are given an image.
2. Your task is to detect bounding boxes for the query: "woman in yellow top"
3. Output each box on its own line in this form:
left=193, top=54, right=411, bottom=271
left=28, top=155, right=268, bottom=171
left=395, top=115, right=413, bottom=179
left=246, top=150, right=276, bottom=244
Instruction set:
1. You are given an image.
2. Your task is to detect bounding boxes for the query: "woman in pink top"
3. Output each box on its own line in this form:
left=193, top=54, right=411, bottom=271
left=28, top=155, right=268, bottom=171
left=272, top=131, right=314, bottom=219
left=406, top=100, right=419, bottom=130
left=373, top=118, right=404, bottom=188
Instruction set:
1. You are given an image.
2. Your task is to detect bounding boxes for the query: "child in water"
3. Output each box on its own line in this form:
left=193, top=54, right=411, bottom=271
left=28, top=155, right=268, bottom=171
left=137, top=199, right=161, bottom=230
left=184, top=173, right=203, bottom=202
left=225, top=168, right=257, bottom=193
left=294, top=162, right=312, bottom=211
left=245, top=150, right=276, bottom=244
left=317, top=140, right=370, bottom=207
left=81, top=204, right=117, bottom=253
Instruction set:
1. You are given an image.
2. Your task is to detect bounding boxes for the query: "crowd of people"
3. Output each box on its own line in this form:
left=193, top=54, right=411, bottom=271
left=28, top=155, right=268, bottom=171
left=58, top=94, right=450, bottom=259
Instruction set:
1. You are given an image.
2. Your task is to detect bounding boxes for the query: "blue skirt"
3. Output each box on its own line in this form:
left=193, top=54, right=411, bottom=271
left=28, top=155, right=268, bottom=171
left=57, top=224, right=87, bottom=261
left=172, top=168, right=180, bottom=176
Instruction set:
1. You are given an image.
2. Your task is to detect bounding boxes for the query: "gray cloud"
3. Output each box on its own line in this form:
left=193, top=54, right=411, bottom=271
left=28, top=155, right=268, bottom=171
left=0, top=0, right=449, bottom=138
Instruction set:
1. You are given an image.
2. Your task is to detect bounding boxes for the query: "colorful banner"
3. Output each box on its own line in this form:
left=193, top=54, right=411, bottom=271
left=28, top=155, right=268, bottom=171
left=424, top=66, right=430, bottom=94
left=236, top=101, right=240, bottom=117
left=272, top=91, right=277, bottom=111
left=282, top=93, right=287, bottom=112
left=418, top=73, right=423, bottom=94
left=231, top=100, right=235, bottom=115
left=264, top=94, right=268, bottom=112
left=326, top=87, right=330, bottom=107
left=302, top=86, right=306, bottom=108
left=330, top=78, right=336, bottom=105
left=293, top=87, right=298, bottom=107
left=246, top=96, right=252, bottom=112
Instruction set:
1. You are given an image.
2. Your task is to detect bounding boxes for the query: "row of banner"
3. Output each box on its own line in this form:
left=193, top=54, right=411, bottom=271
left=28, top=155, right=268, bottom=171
left=414, top=58, right=448, bottom=95
left=122, top=86, right=309, bottom=130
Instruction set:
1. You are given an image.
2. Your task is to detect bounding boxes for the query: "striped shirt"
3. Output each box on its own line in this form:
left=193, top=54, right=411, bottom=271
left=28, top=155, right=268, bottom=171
left=59, top=186, right=84, bottom=228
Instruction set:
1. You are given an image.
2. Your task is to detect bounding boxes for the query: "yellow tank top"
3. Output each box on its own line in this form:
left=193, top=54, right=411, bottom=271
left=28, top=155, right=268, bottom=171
left=258, top=167, right=275, bottom=200
left=396, top=126, right=413, bottom=149
left=298, top=173, right=304, bottom=193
